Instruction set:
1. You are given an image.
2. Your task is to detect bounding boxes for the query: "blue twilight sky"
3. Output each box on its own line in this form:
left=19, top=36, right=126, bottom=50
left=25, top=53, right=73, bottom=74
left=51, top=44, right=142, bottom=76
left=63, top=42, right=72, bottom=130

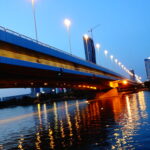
left=0, top=0, right=150, bottom=80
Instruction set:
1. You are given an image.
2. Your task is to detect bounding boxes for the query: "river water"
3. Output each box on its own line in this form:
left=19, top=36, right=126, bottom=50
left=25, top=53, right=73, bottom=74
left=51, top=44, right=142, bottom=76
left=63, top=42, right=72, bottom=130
left=0, top=91, right=150, bottom=150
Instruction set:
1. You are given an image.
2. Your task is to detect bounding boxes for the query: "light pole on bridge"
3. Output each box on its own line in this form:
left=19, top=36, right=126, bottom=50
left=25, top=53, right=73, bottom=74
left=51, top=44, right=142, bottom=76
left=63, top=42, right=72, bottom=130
left=64, top=18, right=72, bottom=54
left=95, top=43, right=101, bottom=65
left=31, top=0, right=38, bottom=41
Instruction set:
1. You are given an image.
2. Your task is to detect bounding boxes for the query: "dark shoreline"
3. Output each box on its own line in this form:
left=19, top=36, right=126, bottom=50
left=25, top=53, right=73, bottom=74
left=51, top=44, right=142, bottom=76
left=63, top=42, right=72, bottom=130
left=0, top=88, right=148, bottom=109
left=0, top=90, right=97, bottom=109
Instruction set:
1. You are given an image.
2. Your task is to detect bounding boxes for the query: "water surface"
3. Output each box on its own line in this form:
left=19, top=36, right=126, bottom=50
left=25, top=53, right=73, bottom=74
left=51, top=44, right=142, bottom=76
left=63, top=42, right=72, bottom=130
left=0, top=91, right=150, bottom=150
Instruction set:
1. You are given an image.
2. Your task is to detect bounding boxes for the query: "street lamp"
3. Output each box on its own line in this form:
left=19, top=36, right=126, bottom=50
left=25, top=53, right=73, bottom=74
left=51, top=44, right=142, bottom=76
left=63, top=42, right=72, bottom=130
left=115, top=59, right=118, bottom=63
left=31, top=0, right=38, bottom=41
left=64, top=18, right=72, bottom=54
left=104, top=50, right=108, bottom=56
left=110, top=55, right=113, bottom=60
left=95, top=43, right=101, bottom=50
left=95, top=43, right=101, bottom=65
left=118, top=62, right=121, bottom=66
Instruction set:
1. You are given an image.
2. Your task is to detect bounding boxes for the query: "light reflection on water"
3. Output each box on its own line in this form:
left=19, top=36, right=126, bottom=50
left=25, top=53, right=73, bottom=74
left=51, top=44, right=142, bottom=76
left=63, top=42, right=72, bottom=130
left=0, top=91, right=150, bottom=149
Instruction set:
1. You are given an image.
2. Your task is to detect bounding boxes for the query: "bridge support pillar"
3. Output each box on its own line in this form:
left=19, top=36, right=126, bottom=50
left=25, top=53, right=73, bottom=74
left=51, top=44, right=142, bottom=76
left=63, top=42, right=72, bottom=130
left=97, top=88, right=119, bottom=99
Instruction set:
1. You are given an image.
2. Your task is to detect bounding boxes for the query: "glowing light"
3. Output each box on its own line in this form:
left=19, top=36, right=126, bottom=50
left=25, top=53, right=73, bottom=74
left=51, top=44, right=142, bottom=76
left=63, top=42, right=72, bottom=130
left=118, top=62, right=121, bottom=66
left=52, top=89, right=55, bottom=92
left=109, top=82, right=119, bottom=88
left=31, top=82, right=34, bottom=85
left=44, top=82, right=48, bottom=86
left=83, top=85, right=86, bottom=88
left=110, top=55, right=114, bottom=60
left=115, top=59, right=118, bottom=63
left=64, top=18, right=71, bottom=28
left=36, top=93, right=40, bottom=97
left=95, top=43, right=101, bottom=50
left=104, top=50, right=108, bottom=55
left=83, top=34, right=89, bottom=40
left=122, top=80, right=128, bottom=85
left=64, top=18, right=72, bottom=54
left=94, top=87, right=97, bottom=90
left=32, top=0, right=34, bottom=5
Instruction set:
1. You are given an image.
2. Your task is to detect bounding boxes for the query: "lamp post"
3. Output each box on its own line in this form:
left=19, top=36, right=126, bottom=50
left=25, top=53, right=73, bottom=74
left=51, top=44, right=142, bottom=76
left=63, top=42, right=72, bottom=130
left=95, top=43, right=101, bottom=65
left=110, top=55, right=114, bottom=60
left=31, top=0, right=38, bottom=41
left=83, top=34, right=89, bottom=61
left=64, top=18, right=72, bottom=54
left=104, top=50, right=108, bottom=56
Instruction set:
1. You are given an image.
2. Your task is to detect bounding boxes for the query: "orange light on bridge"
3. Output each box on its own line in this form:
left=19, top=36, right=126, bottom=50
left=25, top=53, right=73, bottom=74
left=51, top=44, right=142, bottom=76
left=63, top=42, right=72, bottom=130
left=44, top=82, right=48, bottom=86
left=30, top=82, right=34, bottom=85
left=109, top=82, right=118, bottom=88
left=122, top=80, right=128, bottom=85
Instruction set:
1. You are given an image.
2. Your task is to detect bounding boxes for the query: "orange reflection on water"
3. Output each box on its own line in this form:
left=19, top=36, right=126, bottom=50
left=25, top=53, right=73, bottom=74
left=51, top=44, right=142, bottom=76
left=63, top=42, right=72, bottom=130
left=60, top=120, right=65, bottom=138
left=1, top=91, right=149, bottom=150
left=48, top=127, right=55, bottom=150
left=126, top=96, right=132, bottom=121
left=138, top=91, right=147, bottom=119
left=74, top=100, right=81, bottom=140
left=37, top=104, right=42, bottom=125
left=65, top=101, right=73, bottom=138
left=43, top=104, right=48, bottom=124
left=53, top=102, right=58, bottom=131
left=18, top=135, right=24, bottom=150
left=35, top=132, right=41, bottom=150
left=110, top=91, right=148, bottom=150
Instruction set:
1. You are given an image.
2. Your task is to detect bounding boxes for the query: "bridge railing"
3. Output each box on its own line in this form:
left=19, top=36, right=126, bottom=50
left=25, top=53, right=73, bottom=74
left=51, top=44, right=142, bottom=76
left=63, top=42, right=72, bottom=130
left=0, top=25, right=87, bottom=61
left=0, top=25, right=123, bottom=78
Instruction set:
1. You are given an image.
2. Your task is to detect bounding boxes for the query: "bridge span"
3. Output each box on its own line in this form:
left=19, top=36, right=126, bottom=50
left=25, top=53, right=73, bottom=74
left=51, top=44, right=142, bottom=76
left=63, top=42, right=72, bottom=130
left=0, top=26, right=136, bottom=89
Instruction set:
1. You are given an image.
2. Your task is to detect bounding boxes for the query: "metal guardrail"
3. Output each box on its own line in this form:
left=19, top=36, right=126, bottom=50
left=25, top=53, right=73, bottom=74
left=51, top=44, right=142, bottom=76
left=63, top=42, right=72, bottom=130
left=0, top=25, right=88, bottom=61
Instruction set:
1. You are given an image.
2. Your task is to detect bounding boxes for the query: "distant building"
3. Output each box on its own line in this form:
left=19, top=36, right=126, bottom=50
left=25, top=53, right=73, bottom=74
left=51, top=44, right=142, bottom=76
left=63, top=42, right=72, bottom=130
left=0, top=88, right=31, bottom=101
left=31, top=88, right=41, bottom=97
left=129, top=69, right=136, bottom=81
left=83, top=36, right=96, bottom=63
left=145, top=58, right=150, bottom=80
left=42, top=88, right=52, bottom=93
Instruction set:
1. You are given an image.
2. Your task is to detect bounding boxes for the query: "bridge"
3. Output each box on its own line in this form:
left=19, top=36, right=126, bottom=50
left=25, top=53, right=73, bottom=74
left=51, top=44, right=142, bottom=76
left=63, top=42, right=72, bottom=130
left=0, top=26, right=137, bottom=89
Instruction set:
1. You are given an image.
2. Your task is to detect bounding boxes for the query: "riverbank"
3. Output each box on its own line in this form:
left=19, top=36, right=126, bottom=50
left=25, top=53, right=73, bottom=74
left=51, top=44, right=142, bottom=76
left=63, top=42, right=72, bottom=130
left=0, top=88, right=147, bottom=109
left=0, top=90, right=96, bottom=108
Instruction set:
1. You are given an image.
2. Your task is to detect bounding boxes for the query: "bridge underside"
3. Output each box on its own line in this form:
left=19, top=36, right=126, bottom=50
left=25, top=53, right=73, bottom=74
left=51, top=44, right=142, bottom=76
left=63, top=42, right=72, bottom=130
left=0, top=57, right=112, bottom=89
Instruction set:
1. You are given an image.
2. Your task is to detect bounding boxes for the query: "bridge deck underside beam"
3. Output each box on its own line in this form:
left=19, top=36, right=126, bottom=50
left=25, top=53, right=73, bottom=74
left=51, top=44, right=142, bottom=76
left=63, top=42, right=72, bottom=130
left=0, top=56, right=114, bottom=89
